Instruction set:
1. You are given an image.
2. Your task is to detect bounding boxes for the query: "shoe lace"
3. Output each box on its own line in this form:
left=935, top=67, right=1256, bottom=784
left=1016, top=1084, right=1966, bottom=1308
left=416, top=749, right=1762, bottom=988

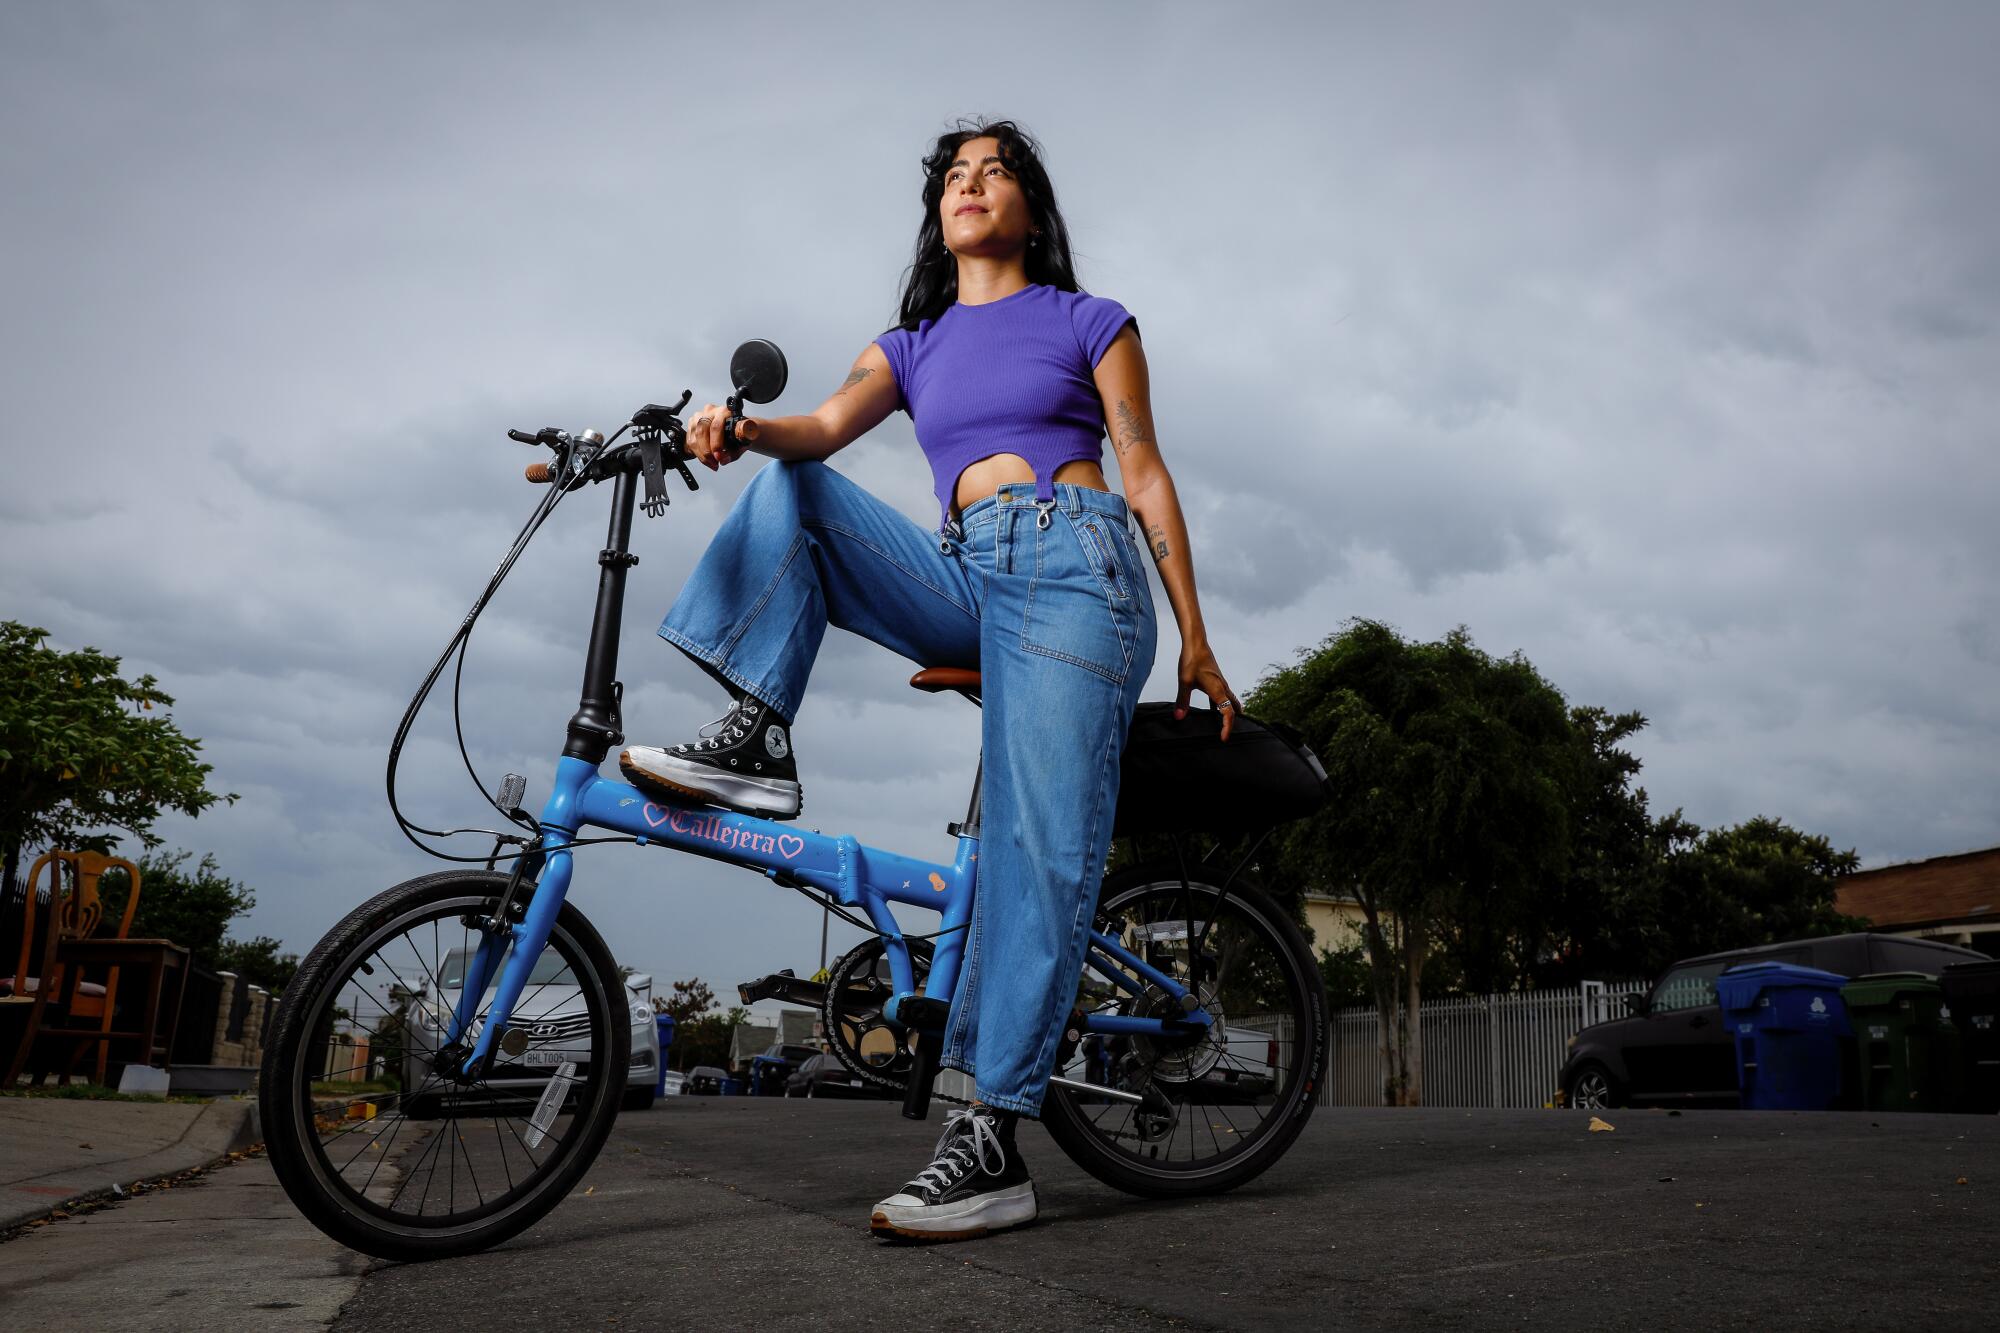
left=685, top=698, right=760, bottom=752
left=906, top=1107, right=1006, bottom=1195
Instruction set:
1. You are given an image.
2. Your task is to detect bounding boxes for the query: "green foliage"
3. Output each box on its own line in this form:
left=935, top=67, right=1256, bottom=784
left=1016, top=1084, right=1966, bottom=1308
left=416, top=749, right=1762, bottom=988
left=1252, top=620, right=1576, bottom=926
left=97, top=849, right=250, bottom=963
left=0, top=622, right=236, bottom=885
left=1639, top=815, right=1865, bottom=972
left=1316, top=939, right=1374, bottom=1008
left=96, top=849, right=298, bottom=989
left=1249, top=620, right=1583, bottom=1102
left=659, top=977, right=749, bottom=1070
left=673, top=1007, right=751, bottom=1072
left=214, top=935, right=301, bottom=993
left=660, top=976, right=717, bottom=1024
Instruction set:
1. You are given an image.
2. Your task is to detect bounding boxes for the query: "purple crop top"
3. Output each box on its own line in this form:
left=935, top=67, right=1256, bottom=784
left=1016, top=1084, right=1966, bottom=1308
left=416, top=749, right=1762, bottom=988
left=872, top=283, right=1138, bottom=532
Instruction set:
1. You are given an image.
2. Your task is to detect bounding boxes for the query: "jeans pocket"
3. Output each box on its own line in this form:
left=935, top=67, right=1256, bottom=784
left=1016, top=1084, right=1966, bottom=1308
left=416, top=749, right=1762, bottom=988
left=1074, top=513, right=1132, bottom=602
left=1020, top=510, right=1133, bottom=684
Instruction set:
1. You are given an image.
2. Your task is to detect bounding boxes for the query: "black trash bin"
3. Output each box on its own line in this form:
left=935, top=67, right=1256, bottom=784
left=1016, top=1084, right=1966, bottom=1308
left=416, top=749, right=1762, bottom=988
left=1940, top=959, right=2000, bottom=1115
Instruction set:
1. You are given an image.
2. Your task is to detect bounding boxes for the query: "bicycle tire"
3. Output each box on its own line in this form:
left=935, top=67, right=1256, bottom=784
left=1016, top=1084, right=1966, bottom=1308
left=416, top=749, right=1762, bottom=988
left=1040, top=862, right=1328, bottom=1198
left=260, top=870, right=628, bottom=1261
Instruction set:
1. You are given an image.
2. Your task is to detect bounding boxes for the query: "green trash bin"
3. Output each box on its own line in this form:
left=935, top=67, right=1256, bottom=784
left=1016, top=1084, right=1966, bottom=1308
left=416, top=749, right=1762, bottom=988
left=1940, top=960, right=2000, bottom=1114
left=1840, top=972, right=1963, bottom=1113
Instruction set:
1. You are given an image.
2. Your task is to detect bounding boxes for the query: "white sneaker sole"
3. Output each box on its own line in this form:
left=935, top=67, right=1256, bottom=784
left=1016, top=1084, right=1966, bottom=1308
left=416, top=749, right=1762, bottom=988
left=619, top=748, right=802, bottom=820
left=869, top=1181, right=1037, bottom=1241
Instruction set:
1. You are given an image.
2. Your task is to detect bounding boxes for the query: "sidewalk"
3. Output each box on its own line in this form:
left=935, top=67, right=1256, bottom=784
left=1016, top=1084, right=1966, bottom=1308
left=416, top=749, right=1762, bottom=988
left=0, top=1152, right=369, bottom=1331
left=0, top=1094, right=260, bottom=1229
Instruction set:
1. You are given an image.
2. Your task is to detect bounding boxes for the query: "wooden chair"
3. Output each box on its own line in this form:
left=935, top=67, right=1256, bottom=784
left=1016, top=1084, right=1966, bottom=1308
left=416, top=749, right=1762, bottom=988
left=2, top=850, right=190, bottom=1087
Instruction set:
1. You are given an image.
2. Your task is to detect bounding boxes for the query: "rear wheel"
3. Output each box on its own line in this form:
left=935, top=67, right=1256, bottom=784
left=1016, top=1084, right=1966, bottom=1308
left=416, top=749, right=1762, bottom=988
left=260, top=871, right=628, bottom=1261
left=1041, top=863, right=1328, bottom=1198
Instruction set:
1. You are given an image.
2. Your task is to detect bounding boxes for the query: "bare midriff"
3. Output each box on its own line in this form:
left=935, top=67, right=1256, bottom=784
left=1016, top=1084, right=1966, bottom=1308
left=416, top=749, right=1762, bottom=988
left=950, top=454, right=1110, bottom=520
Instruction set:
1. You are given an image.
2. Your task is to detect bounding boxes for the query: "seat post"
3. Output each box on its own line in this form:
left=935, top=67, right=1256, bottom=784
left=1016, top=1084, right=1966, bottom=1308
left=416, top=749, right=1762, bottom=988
left=961, top=755, right=983, bottom=839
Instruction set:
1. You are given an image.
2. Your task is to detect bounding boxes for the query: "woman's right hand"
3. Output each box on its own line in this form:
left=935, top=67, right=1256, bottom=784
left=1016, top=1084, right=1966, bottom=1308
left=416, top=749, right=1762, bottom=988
left=685, top=402, right=753, bottom=470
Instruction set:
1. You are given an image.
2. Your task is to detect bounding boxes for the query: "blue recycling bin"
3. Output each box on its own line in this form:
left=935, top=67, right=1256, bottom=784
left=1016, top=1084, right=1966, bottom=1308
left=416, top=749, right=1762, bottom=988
left=1715, top=962, right=1853, bottom=1110
left=653, top=1014, right=677, bottom=1097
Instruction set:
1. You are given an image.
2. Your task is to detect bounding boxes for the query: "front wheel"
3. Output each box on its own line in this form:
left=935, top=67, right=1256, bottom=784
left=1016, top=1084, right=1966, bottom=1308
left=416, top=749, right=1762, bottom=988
left=1041, top=863, right=1329, bottom=1198
left=259, top=871, right=629, bottom=1262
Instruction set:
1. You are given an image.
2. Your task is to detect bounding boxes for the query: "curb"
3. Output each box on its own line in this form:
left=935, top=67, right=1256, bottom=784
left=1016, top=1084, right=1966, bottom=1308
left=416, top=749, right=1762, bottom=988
left=0, top=1098, right=261, bottom=1231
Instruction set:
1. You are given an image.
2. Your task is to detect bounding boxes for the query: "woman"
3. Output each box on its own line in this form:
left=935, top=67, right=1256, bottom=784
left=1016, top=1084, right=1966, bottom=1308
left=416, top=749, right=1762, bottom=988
left=620, top=119, right=1237, bottom=1240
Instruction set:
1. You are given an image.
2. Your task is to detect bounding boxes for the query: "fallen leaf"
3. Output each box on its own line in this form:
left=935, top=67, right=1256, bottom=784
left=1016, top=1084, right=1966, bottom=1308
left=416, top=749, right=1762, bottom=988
left=1957, top=1177, right=1968, bottom=1185
left=1588, top=1117, right=1615, bottom=1133
left=584, top=1186, right=596, bottom=1196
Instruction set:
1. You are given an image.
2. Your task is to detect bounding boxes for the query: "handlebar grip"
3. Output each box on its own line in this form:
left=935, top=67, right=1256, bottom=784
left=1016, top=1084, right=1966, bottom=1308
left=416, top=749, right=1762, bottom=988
left=525, top=462, right=554, bottom=484
left=720, top=416, right=759, bottom=459
left=508, top=429, right=537, bottom=445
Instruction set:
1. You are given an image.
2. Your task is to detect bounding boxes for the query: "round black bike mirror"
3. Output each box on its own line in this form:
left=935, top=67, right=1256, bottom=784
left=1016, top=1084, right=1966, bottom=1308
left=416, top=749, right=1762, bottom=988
left=729, top=339, right=788, bottom=404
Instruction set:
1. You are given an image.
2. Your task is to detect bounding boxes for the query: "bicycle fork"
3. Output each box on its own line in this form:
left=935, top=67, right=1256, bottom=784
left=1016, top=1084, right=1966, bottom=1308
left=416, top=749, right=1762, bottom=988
left=446, top=757, right=596, bottom=1076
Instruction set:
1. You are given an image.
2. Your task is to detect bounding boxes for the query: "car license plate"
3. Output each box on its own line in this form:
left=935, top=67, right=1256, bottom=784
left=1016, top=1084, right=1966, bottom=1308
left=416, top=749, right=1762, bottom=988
left=522, top=1049, right=590, bottom=1067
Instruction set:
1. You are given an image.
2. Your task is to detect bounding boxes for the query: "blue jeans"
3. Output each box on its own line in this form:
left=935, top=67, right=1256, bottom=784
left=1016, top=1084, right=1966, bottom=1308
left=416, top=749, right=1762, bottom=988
left=656, top=459, right=1158, bottom=1114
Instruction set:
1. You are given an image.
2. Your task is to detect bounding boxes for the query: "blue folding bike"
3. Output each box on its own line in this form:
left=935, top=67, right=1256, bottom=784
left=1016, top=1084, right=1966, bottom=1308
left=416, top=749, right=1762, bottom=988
left=261, top=341, right=1329, bottom=1261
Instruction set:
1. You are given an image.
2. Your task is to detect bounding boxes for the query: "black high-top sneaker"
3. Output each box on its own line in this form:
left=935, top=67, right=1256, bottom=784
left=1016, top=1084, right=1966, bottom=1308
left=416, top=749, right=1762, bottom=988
left=619, top=693, right=802, bottom=819
left=870, top=1105, right=1036, bottom=1241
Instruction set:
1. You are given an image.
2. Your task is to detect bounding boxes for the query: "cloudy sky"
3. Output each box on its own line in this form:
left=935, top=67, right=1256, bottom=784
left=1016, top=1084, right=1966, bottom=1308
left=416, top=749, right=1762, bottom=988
left=5, top=3, right=1995, bottom=1002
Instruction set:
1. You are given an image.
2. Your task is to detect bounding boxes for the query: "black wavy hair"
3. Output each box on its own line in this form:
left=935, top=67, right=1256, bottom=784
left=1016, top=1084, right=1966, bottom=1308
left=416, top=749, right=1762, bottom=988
left=885, top=117, right=1083, bottom=333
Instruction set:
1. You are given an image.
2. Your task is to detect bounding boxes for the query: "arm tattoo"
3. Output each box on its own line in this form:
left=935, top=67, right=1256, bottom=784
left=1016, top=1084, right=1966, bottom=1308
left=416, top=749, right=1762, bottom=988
left=1146, top=522, right=1170, bottom=563
left=837, top=367, right=874, bottom=393
left=1112, top=398, right=1155, bottom=457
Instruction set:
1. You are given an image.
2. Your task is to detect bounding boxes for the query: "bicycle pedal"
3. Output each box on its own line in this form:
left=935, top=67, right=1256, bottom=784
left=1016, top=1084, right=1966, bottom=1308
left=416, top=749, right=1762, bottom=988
left=892, top=995, right=951, bottom=1031
left=737, top=970, right=828, bottom=1008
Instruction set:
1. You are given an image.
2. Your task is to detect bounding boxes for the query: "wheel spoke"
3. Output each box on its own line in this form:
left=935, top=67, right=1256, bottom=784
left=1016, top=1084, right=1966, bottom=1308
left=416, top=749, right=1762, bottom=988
left=1046, top=874, right=1324, bottom=1182
left=270, top=886, right=624, bottom=1247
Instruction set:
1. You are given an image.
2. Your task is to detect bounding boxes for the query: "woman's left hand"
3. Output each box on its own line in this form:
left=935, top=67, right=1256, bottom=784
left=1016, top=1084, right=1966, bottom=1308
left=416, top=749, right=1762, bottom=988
left=1173, top=639, right=1240, bottom=741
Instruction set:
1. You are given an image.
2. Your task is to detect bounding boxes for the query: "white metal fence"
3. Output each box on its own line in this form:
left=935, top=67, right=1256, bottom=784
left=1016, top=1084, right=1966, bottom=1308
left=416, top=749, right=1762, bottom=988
left=1329, top=980, right=1647, bottom=1108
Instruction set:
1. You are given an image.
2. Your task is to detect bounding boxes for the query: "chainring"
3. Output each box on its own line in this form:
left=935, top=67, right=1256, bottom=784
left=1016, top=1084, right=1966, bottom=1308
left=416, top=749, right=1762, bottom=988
left=820, top=937, right=943, bottom=1095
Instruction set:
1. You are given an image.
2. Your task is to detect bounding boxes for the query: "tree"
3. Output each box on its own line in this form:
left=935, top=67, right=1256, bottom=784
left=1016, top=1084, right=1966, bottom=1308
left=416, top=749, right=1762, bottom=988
left=1316, top=939, right=1374, bottom=1009
left=96, top=849, right=298, bottom=989
left=660, top=977, right=717, bottom=1023
left=1647, top=816, right=1865, bottom=968
left=1248, top=620, right=1576, bottom=1105
left=97, top=849, right=251, bottom=964
left=1507, top=706, right=1660, bottom=988
left=0, top=622, right=235, bottom=890
left=215, top=935, right=301, bottom=993
left=658, top=977, right=751, bottom=1071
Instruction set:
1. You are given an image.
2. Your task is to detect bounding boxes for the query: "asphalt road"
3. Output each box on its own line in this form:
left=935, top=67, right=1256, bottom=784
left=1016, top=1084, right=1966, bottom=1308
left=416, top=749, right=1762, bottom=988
left=330, top=1097, right=1999, bottom=1331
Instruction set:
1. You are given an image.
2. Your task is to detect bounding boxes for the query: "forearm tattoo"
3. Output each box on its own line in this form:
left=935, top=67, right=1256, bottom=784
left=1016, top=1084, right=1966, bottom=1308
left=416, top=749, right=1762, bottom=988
left=1112, top=398, right=1154, bottom=457
left=1146, top=522, right=1170, bottom=563
left=838, top=366, right=874, bottom=393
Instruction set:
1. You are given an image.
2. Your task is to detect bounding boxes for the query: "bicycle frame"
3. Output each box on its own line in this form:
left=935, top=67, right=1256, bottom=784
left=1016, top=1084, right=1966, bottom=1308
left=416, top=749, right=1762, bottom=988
left=442, top=448, right=1212, bottom=1079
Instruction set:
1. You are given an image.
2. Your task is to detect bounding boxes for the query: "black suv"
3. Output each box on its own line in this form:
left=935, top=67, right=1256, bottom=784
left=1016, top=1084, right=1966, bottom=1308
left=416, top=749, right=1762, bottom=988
left=1559, top=932, right=1988, bottom=1109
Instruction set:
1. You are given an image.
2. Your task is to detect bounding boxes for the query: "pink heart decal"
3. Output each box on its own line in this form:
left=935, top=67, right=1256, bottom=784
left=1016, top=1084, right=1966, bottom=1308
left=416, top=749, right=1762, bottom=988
left=643, top=804, right=671, bottom=828
left=777, top=834, right=804, bottom=860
